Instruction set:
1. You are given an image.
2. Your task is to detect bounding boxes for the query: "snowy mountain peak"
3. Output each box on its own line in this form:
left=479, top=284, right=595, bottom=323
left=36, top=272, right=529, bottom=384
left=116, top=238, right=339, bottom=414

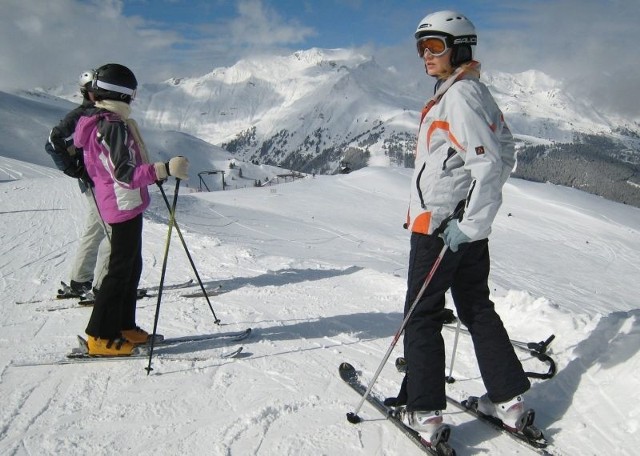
left=484, top=69, right=560, bottom=93
left=38, top=48, right=640, bottom=175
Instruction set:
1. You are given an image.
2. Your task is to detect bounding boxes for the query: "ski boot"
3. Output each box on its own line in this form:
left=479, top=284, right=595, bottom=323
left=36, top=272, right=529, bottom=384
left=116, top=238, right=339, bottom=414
left=70, top=280, right=92, bottom=296
left=476, top=394, right=546, bottom=445
left=121, top=327, right=164, bottom=345
left=397, top=408, right=455, bottom=454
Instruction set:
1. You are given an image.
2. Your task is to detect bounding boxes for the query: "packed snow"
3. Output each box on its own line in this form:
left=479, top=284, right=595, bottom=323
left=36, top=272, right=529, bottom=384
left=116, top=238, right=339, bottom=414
left=1, top=89, right=640, bottom=455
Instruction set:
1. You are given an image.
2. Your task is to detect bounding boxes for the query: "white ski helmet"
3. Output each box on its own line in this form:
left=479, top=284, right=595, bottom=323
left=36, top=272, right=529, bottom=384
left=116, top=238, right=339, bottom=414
left=78, top=70, right=94, bottom=88
left=78, top=70, right=95, bottom=99
left=415, top=10, right=477, bottom=66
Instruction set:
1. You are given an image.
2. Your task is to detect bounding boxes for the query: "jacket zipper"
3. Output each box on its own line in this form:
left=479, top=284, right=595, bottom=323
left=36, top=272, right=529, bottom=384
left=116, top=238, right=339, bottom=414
left=416, top=163, right=427, bottom=209
left=442, top=147, right=457, bottom=170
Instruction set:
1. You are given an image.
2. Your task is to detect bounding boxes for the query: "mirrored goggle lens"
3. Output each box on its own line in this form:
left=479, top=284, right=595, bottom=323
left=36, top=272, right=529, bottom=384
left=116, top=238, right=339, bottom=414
left=417, top=37, right=448, bottom=57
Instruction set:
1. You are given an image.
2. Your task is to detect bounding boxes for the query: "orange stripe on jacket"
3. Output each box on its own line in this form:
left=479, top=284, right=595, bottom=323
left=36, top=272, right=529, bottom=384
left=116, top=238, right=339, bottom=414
left=426, top=120, right=465, bottom=152
left=411, top=212, right=432, bottom=235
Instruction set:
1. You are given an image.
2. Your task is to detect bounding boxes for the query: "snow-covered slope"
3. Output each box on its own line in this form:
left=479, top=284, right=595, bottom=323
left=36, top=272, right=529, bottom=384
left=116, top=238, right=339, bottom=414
left=1, top=154, right=639, bottom=454
left=0, top=89, right=291, bottom=191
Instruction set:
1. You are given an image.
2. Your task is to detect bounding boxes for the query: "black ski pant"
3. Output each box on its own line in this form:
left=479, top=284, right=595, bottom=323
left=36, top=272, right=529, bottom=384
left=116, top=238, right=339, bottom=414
left=85, top=214, right=143, bottom=339
left=403, top=232, right=530, bottom=411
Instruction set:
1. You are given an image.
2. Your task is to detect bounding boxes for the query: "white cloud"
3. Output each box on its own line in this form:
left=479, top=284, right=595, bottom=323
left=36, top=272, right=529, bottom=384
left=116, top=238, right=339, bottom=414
left=0, top=0, right=182, bottom=90
left=0, top=0, right=637, bottom=119
left=478, top=1, right=640, bottom=118
left=228, top=0, right=316, bottom=46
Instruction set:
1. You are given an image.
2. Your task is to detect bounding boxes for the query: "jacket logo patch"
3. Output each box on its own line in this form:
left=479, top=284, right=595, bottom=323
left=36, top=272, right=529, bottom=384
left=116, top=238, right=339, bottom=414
left=475, top=146, right=485, bottom=155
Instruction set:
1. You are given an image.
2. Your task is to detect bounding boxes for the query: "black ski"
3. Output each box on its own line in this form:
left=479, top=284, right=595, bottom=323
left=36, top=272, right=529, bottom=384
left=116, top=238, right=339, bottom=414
left=393, top=358, right=554, bottom=455
left=451, top=396, right=554, bottom=455
left=339, top=362, right=456, bottom=456
left=11, top=328, right=251, bottom=367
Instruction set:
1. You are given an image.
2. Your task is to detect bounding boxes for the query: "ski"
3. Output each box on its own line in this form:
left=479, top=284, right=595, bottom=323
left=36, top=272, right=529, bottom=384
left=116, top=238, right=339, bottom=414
left=18, top=280, right=197, bottom=306
left=179, top=285, right=224, bottom=298
left=37, top=281, right=210, bottom=311
left=392, top=359, right=554, bottom=455
left=67, top=340, right=244, bottom=361
left=74, top=328, right=252, bottom=349
left=78, top=280, right=217, bottom=304
left=76, top=288, right=151, bottom=307
left=141, top=279, right=195, bottom=292
left=448, top=396, right=554, bottom=455
left=339, top=362, right=456, bottom=456
left=11, top=328, right=251, bottom=367
left=159, top=328, right=252, bottom=345
left=220, top=346, right=244, bottom=358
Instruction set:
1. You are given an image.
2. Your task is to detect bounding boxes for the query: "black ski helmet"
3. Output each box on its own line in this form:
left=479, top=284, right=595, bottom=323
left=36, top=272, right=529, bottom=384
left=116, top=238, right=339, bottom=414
left=415, top=11, right=477, bottom=67
left=92, top=63, right=138, bottom=103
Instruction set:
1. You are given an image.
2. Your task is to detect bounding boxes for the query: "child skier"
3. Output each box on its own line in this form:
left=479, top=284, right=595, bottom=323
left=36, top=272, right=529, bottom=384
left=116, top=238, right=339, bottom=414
left=45, top=70, right=110, bottom=298
left=74, top=63, right=189, bottom=356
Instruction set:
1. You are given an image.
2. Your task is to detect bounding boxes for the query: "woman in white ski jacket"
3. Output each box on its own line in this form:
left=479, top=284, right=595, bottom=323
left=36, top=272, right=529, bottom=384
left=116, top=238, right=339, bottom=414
left=407, top=61, right=516, bottom=240
left=388, top=11, right=536, bottom=445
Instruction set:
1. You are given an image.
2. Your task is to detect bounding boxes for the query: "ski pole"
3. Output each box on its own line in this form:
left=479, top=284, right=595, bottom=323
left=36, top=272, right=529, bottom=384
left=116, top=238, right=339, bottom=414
left=445, top=318, right=461, bottom=384
left=347, top=243, right=448, bottom=423
left=146, top=179, right=180, bottom=375
left=156, top=182, right=220, bottom=324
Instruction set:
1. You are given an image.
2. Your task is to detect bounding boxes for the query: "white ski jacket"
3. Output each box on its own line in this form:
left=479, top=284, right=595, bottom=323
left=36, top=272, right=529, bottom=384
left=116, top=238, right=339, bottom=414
left=406, top=61, right=516, bottom=240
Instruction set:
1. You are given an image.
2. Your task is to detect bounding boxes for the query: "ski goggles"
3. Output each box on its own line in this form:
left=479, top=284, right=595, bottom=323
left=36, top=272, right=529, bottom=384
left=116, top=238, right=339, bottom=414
left=416, top=36, right=449, bottom=58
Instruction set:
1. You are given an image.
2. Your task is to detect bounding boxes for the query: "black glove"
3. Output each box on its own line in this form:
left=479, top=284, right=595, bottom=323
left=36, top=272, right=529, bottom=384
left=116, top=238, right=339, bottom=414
left=64, top=163, right=94, bottom=187
left=80, top=172, right=94, bottom=188
left=63, top=163, right=86, bottom=179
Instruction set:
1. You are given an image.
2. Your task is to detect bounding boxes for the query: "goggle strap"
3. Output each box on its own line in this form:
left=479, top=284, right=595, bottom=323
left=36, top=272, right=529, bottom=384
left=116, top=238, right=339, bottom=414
left=94, top=80, right=136, bottom=96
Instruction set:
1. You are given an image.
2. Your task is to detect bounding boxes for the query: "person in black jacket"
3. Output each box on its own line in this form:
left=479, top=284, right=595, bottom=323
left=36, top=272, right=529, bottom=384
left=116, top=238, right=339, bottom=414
left=45, top=70, right=111, bottom=298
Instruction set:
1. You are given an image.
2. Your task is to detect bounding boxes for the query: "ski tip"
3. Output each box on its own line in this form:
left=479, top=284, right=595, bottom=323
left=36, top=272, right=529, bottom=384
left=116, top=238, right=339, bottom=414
left=339, top=361, right=354, bottom=371
left=339, top=362, right=358, bottom=382
left=221, top=346, right=243, bottom=358
left=346, top=412, right=362, bottom=424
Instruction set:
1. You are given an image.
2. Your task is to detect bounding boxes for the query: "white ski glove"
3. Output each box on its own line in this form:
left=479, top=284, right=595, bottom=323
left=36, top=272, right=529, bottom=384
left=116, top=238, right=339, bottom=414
left=154, top=156, right=189, bottom=181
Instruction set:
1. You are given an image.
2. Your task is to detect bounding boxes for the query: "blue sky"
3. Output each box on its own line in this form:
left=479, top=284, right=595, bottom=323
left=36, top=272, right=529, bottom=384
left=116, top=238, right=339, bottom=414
left=1, top=0, right=638, bottom=116
left=120, top=0, right=512, bottom=49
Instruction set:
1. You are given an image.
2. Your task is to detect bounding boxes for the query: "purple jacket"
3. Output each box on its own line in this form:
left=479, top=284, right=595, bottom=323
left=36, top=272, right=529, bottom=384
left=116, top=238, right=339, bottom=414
left=74, top=109, right=158, bottom=224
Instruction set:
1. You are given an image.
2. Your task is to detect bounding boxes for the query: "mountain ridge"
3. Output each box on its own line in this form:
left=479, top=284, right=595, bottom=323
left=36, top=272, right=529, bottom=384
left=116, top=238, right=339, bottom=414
left=125, top=48, right=638, bottom=171
left=18, top=47, right=640, bottom=205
